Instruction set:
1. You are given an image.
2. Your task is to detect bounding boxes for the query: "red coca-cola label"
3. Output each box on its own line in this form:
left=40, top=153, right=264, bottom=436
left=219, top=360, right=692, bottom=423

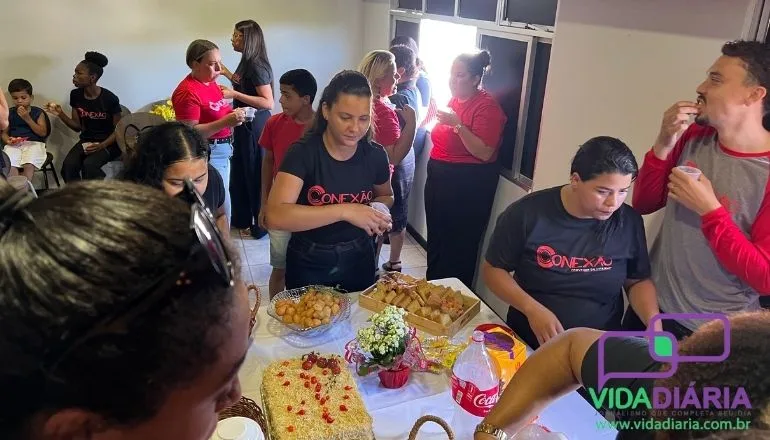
left=450, top=374, right=500, bottom=417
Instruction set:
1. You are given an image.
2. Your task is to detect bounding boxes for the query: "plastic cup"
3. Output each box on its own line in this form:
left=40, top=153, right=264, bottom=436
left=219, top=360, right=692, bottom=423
left=243, top=107, right=256, bottom=122
left=676, top=165, right=701, bottom=180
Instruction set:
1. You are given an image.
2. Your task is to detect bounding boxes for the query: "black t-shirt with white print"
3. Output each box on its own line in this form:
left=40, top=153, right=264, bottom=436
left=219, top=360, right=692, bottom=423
left=485, top=186, right=651, bottom=343
left=279, top=134, right=390, bottom=244
left=69, top=87, right=121, bottom=142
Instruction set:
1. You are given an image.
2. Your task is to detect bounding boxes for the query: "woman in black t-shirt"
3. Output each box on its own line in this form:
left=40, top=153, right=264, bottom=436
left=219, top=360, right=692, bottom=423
left=482, top=137, right=660, bottom=349
left=122, top=122, right=228, bottom=233
left=48, top=51, right=123, bottom=182
left=264, top=70, right=394, bottom=293
left=221, top=20, right=274, bottom=239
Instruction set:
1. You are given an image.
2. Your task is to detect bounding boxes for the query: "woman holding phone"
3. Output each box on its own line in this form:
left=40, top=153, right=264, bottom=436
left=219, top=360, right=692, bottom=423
left=220, top=20, right=274, bottom=238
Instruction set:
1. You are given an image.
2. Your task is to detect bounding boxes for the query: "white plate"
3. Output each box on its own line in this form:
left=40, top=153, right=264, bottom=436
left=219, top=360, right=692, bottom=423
left=210, top=416, right=264, bottom=440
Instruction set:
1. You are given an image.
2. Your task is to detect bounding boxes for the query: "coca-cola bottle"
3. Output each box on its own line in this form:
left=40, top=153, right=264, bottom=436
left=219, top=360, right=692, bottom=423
left=450, top=330, right=501, bottom=427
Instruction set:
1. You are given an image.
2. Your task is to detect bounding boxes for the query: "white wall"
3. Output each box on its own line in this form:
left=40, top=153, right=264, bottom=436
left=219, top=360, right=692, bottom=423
left=362, top=0, right=392, bottom=54
left=0, top=0, right=367, bottom=179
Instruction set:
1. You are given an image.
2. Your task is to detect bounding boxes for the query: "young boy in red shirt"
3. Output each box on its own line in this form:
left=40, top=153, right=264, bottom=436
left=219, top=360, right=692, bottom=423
left=258, top=69, right=317, bottom=298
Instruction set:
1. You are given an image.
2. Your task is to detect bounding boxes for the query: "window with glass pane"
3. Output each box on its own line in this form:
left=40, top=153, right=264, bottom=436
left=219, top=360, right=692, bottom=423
left=395, top=20, right=420, bottom=44
left=505, top=0, right=558, bottom=26
left=426, top=0, right=455, bottom=16
left=398, top=0, right=423, bottom=11
left=478, top=35, right=528, bottom=175
left=519, top=42, right=550, bottom=180
left=458, top=0, right=497, bottom=21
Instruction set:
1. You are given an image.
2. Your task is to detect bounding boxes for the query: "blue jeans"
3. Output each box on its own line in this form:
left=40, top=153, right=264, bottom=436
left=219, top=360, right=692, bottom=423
left=209, top=142, right=233, bottom=224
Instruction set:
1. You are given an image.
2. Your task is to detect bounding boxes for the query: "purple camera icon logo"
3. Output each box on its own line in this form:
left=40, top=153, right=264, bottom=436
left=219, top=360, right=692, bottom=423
left=597, top=313, right=730, bottom=389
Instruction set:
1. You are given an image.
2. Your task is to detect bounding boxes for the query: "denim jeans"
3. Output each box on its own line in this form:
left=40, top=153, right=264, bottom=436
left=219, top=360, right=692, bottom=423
left=209, top=141, right=233, bottom=224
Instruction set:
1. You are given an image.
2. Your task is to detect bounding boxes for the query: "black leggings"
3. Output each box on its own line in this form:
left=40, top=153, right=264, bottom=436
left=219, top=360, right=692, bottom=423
left=425, top=159, right=499, bottom=288
left=61, top=141, right=121, bottom=182
left=285, top=234, right=376, bottom=293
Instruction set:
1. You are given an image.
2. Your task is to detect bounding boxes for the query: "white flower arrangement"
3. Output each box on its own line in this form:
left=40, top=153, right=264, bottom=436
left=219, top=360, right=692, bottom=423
left=357, top=306, right=408, bottom=358
left=345, top=306, right=430, bottom=376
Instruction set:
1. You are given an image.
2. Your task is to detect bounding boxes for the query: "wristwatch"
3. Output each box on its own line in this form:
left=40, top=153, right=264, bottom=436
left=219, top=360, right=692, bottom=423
left=453, top=123, right=463, bottom=134
left=474, top=422, right=508, bottom=440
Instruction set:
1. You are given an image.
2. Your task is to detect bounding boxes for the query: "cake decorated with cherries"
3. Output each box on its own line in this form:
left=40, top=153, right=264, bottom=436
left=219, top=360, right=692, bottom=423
left=261, top=352, right=374, bottom=440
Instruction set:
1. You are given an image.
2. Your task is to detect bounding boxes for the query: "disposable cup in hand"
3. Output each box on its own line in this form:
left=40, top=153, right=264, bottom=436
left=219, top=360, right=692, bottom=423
left=676, top=165, right=701, bottom=180
left=243, top=107, right=256, bottom=122
left=370, top=202, right=390, bottom=216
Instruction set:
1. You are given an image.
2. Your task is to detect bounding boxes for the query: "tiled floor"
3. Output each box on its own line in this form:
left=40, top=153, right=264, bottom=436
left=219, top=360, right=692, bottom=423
left=232, top=231, right=428, bottom=306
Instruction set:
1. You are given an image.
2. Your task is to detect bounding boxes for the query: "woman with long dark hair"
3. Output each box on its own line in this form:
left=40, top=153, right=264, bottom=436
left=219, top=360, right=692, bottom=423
left=425, top=50, right=506, bottom=290
left=221, top=20, right=274, bottom=239
left=50, top=51, right=123, bottom=182
left=264, top=70, right=394, bottom=292
left=0, top=179, right=250, bottom=439
left=122, top=121, right=228, bottom=234
left=482, top=137, right=660, bottom=349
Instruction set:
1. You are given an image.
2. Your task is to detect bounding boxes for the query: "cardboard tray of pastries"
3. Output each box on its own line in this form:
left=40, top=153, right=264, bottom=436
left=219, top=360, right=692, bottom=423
left=359, top=273, right=480, bottom=337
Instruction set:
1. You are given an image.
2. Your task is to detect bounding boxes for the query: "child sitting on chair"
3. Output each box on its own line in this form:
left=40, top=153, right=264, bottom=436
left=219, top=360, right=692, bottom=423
left=1, top=79, right=48, bottom=181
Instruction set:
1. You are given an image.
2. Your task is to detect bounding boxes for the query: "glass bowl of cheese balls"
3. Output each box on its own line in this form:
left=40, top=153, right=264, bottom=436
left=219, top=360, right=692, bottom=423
left=267, top=286, right=351, bottom=337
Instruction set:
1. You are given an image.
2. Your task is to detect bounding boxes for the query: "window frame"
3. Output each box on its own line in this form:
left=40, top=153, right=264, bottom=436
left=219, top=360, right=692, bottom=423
left=498, top=0, right=557, bottom=33
left=391, top=14, right=422, bottom=42
left=389, top=2, right=554, bottom=191
left=476, top=29, right=535, bottom=188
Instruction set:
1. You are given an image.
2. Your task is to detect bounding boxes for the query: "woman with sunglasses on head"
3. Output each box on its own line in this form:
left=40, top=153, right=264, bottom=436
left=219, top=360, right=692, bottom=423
left=264, top=70, right=394, bottom=293
left=122, top=121, right=228, bottom=234
left=0, top=179, right=250, bottom=440
left=220, top=20, right=274, bottom=239
left=172, top=39, right=247, bottom=226
left=425, top=50, right=507, bottom=290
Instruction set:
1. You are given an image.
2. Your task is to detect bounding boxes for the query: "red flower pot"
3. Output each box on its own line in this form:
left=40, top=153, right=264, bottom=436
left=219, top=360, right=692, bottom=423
left=378, top=366, right=410, bottom=389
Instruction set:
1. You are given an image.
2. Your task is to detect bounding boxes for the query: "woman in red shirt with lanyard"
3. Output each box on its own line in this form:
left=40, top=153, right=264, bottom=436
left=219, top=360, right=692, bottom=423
left=172, top=39, right=246, bottom=226
left=425, top=50, right=507, bottom=289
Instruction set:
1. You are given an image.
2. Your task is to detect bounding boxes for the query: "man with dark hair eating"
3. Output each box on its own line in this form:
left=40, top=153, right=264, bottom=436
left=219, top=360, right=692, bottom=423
left=630, top=40, right=770, bottom=339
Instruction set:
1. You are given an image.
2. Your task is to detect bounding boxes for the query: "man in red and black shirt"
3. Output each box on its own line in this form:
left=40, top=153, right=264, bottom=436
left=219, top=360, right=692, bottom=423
left=632, top=40, right=770, bottom=336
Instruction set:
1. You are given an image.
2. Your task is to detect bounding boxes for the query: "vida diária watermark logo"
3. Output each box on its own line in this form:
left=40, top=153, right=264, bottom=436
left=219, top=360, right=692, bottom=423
left=591, top=313, right=752, bottom=413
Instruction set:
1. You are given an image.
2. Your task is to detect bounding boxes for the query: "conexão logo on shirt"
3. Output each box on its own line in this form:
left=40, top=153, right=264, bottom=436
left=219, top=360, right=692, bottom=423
left=535, top=245, right=613, bottom=272
left=307, top=185, right=373, bottom=206
left=76, top=108, right=108, bottom=119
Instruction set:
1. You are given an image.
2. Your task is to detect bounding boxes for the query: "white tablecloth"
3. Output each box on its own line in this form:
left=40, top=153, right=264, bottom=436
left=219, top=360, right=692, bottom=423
left=239, top=278, right=617, bottom=439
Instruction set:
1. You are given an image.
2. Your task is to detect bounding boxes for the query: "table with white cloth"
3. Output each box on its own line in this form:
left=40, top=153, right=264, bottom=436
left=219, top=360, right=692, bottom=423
left=239, top=278, right=617, bottom=439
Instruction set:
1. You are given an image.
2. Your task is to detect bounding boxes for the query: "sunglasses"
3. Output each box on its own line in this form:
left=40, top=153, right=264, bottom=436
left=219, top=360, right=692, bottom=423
left=43, top=179, right=234, bottom=377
